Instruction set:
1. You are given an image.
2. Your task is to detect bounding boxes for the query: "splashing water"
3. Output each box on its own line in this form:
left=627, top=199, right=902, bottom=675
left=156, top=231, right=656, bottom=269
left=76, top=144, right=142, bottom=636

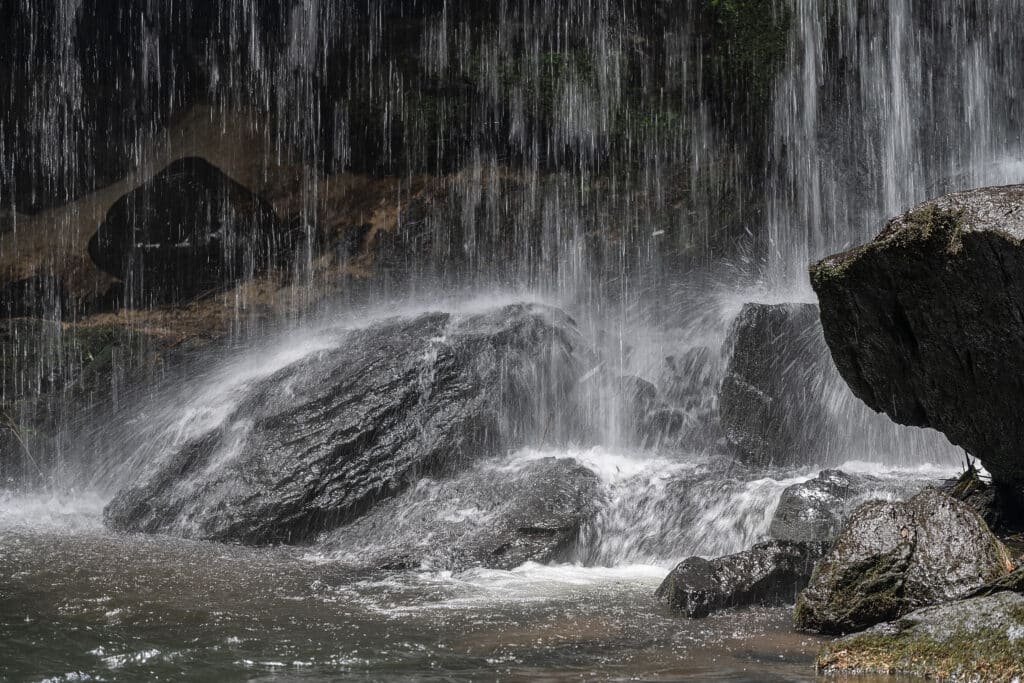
left=0, top=3, right=1013, bottom=679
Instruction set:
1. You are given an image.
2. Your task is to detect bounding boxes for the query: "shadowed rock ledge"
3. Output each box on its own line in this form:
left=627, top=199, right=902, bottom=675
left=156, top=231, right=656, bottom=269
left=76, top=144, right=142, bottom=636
left=810, top=185, right=1024, bottom=490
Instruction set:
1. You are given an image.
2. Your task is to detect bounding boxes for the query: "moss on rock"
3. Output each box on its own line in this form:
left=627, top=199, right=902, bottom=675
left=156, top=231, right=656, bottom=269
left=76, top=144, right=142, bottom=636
left=817, top=592, right=1024, bottom=682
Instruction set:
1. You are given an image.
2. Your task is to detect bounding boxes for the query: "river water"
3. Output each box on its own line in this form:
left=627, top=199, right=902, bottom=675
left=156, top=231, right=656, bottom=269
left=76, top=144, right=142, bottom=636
left=0, top=444, right=953, bottom=681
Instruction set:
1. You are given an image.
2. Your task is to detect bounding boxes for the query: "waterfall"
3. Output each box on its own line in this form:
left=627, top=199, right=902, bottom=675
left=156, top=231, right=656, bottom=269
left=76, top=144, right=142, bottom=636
left=1, top=0, right=1014, bottom=556
left=767, top=0, right=1024, bottom=289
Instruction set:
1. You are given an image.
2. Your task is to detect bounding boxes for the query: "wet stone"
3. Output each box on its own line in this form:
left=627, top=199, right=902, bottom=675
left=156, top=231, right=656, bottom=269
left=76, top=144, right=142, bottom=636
left=319, top=456, right=600, bottom=571
left=88, top=157, right=292, bottom=307
left=795, top=488, right=1014, bottom=635
left=769, top=470, right=930, bottom=544
left=104, top=303, right=597, bottom=545
left=817, top=592, right=1024, bottom=681
left=656, top=540, right=825, bottom=618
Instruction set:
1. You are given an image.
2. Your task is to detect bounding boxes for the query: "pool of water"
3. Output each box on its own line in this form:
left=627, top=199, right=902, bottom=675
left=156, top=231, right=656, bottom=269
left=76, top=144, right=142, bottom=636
left=0, top=503, right=838, bottom=682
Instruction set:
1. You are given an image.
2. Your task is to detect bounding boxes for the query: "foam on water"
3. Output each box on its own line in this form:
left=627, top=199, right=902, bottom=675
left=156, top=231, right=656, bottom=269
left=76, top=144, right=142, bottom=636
left=0, top=490, right=105, bottom=533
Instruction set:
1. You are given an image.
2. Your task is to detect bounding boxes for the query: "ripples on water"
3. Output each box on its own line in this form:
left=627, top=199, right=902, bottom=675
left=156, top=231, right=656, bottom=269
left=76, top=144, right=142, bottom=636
left=0, top=446, right=955, bottom=681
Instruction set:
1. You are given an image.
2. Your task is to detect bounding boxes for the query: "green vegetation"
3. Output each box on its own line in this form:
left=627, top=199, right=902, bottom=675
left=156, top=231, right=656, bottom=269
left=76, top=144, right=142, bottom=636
left=703, top=0, right=792, bottom=122
left=810, top=203, right=966, bottom=289
left=818, top=603, right=1024, bottom=682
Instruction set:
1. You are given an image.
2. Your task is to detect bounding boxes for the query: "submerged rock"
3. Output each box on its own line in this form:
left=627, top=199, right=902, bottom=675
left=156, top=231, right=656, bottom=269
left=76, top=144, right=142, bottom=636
left=319, top=457, right=599, bottom=571
left=88, top=157, right=289, bottom=307
left=810, top=185, right=1024, bottom=488
left=816, top=592, right=1024, bottom=681
left=769, top=470, right=929, bottom=544
left=795, top=488, right=1014, bottom=635
left=104, top=304, right=595, bottom=545
left=718, top=303, right=835, bottom=467
left=656, top=540, right=824, bottom=618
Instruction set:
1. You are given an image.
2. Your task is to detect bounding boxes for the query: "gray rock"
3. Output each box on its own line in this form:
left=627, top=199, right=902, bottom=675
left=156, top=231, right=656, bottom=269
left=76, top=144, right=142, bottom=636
left=816, top=592, right=1024, bottom=681
left=718, top=303, right=834, bottom=467
left=104, top=303, right=596, bottom=545
left=969, top=565, right=1024, bottom=598
left=811, top=185, right=1024, bottom=488
left=770, top=470, right=929, bottom=543
left=656, top=540, right=825, bottom=618
left=319, top=457, right=599, bottom=571
left=795, top=488, right=1014, bottom=634
left=651, top=346, right=721, bottom=448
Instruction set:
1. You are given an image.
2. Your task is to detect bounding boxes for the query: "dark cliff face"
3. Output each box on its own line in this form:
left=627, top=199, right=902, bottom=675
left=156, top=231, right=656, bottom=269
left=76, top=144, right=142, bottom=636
left=811, top=185, right=1024, bottom=488
left=0, top=0, right=790, bottom=212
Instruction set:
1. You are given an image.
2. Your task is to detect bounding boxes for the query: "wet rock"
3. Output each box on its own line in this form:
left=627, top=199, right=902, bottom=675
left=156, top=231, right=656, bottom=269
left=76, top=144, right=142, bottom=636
left=816, top=592, right=1024, bottom=681
left=718, top=302, right=834, bottom=467
left=795, top=488, right=1014, bottom=635
left=652, top=346, right=721, bottom=447
left=104, top=303, right=596, bottom=545
left=88, top=157, right=290, bottom=307
left=660, top=346, right=719, bottom=410
left=810, top=185, right=1024, bottom=488
left=943, top=465, right=1024, bottom=535
left=320, top=457, right=599, bottom=571
left=969, top=565, right=1024, bottom=598
left=769, top=470, right=929, bottom=544
left=656, top=540, right=825, bottom=618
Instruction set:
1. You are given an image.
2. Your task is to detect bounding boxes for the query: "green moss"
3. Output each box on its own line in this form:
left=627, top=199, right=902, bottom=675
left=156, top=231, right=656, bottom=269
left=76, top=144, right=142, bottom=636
left=810, top=203, right=966, bottom=291
left=897, top=204, right=965, bottom=252
left=703, top=0, right=791, bottom=118
left=819, top=624, right=1024, bottom=681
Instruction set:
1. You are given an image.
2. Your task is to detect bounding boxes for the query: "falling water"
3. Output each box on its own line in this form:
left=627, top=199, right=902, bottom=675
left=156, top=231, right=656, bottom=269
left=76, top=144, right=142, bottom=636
left=0, top=2, right=1018, bottom=679
left=767, top=0, right=1024, bottom=288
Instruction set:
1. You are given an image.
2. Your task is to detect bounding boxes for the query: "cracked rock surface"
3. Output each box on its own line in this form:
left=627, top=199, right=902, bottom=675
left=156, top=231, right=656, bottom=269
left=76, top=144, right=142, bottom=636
left=104, top=303, right=595, bottom=545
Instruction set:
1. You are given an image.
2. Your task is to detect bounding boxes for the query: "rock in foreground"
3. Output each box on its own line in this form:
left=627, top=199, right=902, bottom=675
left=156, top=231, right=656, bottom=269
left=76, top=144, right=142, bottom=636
left=817, top=592, right=1024, bottom=682
left=795, top=488, right=1013, bottom=634
left=656, top=540, right=824, bottom=618
left=811, top=185, right=1024, bottom=487
left=104, top=304, right=594, bottom=544
left=769, top=470, right=929, bottom=544
left=319, top=457, right=599, bottom=571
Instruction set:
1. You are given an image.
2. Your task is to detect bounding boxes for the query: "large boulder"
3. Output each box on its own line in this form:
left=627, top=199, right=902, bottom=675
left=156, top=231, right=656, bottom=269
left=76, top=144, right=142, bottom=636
left=810, top=185, right=1024, bottom=488
left=816, top=592, right=1024, bottom=681
left=104, top=303, right=596, bottom=545
left=769, top=470, right=930, bottom=544
left=319, top=457, right=599, bottom=571
left=656, top=540, right=825, bottom=618
left=88, top=157, right=290, bottom=307
left=795, top=488, right=1014, bottom=634
left=718, top=302, right=834, bottom=467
